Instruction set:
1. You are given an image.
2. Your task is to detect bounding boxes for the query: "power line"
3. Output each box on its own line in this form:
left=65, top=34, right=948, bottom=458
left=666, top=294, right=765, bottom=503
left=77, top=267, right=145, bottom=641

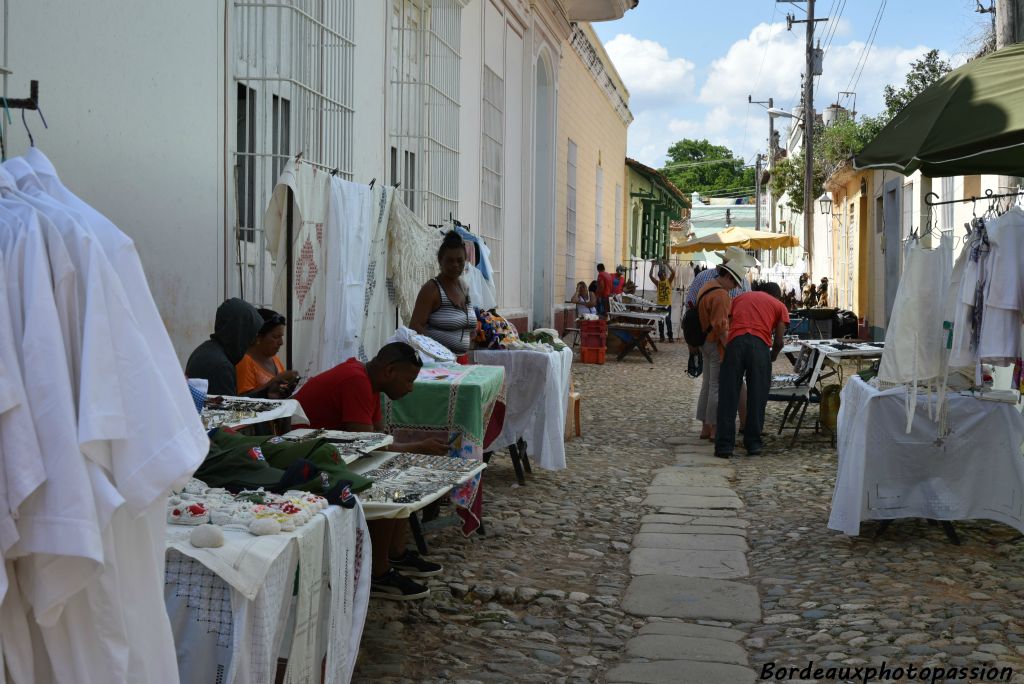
left=845, top=0, right=886, bottom=94
left=660, top=157, right=752, bottom=171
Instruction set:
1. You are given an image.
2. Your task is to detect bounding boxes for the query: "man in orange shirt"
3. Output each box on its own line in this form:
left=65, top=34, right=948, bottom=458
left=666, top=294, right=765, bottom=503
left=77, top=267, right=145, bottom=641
left=715, top=282, right=790, bottom=458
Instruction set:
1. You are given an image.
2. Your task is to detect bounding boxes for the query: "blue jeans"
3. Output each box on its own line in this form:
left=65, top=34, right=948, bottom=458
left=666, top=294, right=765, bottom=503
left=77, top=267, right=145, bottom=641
left=715, top=334, right=771, bottom=455
left=657, top=306, right=673, bottom=340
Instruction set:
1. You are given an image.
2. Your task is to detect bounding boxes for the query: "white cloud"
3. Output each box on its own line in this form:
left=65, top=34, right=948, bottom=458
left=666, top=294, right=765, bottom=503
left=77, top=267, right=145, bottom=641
left=604, top=33, right=696, bottom=108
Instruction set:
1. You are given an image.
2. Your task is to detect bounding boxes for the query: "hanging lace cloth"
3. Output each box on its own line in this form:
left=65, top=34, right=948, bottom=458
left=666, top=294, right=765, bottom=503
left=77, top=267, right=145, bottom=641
left=386, top=197, right=443, bottom=326
left=877, top=232, right=954, bottom=433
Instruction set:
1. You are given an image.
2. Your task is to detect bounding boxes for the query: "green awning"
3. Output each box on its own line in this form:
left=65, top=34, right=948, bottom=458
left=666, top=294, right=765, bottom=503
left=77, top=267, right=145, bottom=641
left=854, top=43, right=1024, bottom=177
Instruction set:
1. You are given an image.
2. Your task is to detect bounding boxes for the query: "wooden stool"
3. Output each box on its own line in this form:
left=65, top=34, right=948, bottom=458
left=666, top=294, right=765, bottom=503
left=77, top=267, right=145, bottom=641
left=565, top=392, right=582, bottom=440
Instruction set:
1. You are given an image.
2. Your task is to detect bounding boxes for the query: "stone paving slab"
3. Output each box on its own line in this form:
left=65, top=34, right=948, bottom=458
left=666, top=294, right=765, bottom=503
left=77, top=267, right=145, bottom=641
left=645, top=485, right=738, bottom=497
left=657, top=507, right=738, bottom=517
left=606, top=660, right=756, bottom=684
left=673, top=454, right=730, bottom=466
left=643, top=494, right=743, bottom=509
left=629, top=547, right=749, bottom=578
left=638, top=621, right=746, bottom=641
left=650, top=472, right=733, bottom=488
left=626, top=634, right=749, bottom=665
left=633, top=532, right=748, bottom=552
left=655, top=465, right=734, bottom=477
left=639, top=523, right=747, bottom=537
left=641, top=513, right=748, bottom=527
left=622, top=575, right=761, bottom=622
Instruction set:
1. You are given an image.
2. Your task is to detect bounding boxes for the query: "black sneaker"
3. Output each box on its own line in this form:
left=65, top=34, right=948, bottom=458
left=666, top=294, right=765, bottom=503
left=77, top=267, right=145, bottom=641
left=370, top=569, right=429, bottom=601
left=388, top=550, right=443, bottom=577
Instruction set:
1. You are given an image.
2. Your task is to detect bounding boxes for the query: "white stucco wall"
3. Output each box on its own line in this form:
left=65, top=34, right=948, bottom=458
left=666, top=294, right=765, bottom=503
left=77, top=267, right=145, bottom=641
left=4, top=1, right=226, bottom=362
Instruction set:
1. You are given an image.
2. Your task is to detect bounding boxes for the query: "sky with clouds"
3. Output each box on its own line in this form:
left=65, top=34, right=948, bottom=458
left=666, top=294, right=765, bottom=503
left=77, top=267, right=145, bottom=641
left=592, top=0, right=993, bottom=169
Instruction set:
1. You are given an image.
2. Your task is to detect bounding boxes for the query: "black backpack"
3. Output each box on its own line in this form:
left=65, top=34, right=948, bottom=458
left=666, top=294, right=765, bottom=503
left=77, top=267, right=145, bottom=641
left=681, top=287, right=723, bottom=347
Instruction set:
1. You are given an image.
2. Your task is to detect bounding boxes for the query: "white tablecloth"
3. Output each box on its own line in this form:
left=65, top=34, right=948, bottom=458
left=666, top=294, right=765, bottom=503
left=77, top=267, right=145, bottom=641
left=165, top=504, right=370, bottom=684
left=829, top=376, right=1024, bottom=536
left=472, top=347, right=573, bottom=470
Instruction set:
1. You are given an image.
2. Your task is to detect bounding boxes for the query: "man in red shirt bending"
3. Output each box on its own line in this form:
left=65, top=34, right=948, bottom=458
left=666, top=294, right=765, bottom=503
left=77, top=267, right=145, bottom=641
left=715, top=282, right=790, bottom=459
left=295, top=342, right=447, bottom=600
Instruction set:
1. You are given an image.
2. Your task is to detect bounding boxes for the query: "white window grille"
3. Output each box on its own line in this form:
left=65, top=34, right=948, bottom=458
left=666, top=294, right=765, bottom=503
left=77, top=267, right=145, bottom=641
left=940, top=176, right=955, bottom=228
left=230, top=0, right=355, bottom=306
left=595, top=166, right=604, bottom=264
left=614, top=183, right=623, bottom=266
left=389, top=0, right=462, bottom=225
left=566, top=139, right=578, bottom=299
left=901, top=182, right=914, bottom=241
left=481, top=65, right=504, bottom=296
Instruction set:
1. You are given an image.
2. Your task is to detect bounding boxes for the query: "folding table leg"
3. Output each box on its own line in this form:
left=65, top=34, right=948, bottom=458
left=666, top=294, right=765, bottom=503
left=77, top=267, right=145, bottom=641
left=518, top=438, right=532, bottom=474
left=940, top=521, right=961, bottom=545
left=507, top=442, right=526, bottom=486
left=483, top=451, right=493, bottom=464
left=409, top=512, right=429, bottom=555
left=778, top=400, right=796, bottom=434
left=873, top=519, right=893, bottom=539
left=790, top=400, right=809, bottom=448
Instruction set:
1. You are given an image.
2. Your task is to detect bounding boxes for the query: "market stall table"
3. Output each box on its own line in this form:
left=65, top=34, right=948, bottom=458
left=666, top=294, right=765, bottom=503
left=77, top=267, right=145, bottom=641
left=608, top=322, right=658, bottom=363
left=472, top=347, right=573, bottom=480
left=383, top=362, right=505, bottom=536
left=383, top=363, right=505, bottom=462
left=164, top=504, right=370, bottom=684
left=828, top=375, right=1024, bottom=541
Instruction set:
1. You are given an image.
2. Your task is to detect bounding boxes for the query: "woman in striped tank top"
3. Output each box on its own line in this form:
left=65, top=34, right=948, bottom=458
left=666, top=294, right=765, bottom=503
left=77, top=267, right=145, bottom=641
left=410, top=230, right=478, bottom=361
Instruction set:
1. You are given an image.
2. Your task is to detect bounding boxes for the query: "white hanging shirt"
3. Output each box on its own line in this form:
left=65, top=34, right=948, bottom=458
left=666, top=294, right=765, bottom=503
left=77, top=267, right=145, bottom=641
left=5, top=158, right=198, bottom=683
left=977, top=210, right=1024, bottom=364
left=0, top=205, right=104, bottom=625
left=18, top=150, right=208, bottom=491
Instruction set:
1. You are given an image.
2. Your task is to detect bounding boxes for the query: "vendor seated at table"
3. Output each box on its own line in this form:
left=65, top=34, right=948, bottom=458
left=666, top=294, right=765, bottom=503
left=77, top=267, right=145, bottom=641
left=236, top=308, right=299, bottom=398
left=409, top=230, right=477, bottom=363
left=295, top=342, right=448, bottom=601
left=186, top=298, right=297, bottom=397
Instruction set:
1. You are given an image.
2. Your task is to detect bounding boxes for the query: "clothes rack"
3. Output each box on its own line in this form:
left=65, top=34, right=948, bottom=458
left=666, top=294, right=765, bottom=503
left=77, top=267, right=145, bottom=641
left=924, top=187, right=1022, bottom=208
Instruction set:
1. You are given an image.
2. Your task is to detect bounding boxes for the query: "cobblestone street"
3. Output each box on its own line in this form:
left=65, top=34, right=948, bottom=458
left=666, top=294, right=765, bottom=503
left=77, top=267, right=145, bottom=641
left=354, top=344, right=1024, bottom=683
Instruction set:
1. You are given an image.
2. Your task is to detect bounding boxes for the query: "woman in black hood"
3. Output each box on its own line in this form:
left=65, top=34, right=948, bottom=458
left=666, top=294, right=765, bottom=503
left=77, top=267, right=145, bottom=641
left=186, top=298, right=274, bottom=396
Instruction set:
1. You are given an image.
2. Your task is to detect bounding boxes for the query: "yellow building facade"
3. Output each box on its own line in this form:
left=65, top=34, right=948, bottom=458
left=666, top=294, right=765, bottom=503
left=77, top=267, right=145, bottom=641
left=552, top=22, right=631, bottom=330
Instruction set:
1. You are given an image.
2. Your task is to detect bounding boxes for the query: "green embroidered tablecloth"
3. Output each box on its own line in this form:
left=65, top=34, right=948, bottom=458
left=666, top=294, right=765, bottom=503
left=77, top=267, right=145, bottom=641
left=382, top=363, right=506, bottom=461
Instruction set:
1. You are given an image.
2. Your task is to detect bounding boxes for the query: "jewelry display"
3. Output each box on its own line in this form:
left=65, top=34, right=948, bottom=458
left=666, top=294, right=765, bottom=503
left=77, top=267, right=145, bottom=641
left=202, top=396, right=286, bottom=430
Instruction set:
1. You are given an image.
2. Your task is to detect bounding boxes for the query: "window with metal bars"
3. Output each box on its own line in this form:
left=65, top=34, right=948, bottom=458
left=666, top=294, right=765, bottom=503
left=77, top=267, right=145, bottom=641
left=614, top=183, right=623, bottom=267
left=566, top=139, right=578, bottom=300
left=230, top=0, right=355, bottom=306
left=595, top=166, right=604, bottom=265
left=481, top=65, right=504, bottom=297
left=389, top=0, right=462, bottom=225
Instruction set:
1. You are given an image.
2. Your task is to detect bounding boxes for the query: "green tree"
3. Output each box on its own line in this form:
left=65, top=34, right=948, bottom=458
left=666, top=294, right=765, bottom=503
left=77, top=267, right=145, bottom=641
left=660, top=139, right=755, bottom=196
left=882, top=49, right=952, bottom=119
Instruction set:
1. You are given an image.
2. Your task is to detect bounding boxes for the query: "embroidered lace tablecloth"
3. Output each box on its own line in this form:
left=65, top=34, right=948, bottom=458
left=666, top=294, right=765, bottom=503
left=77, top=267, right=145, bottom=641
left=471, top=348, right=572, bottom=470
left=164, top=505, right=370, bottom=684
left=828, top=376, right=1024, bottom=536
left=382, top=363, right=505, bottom=462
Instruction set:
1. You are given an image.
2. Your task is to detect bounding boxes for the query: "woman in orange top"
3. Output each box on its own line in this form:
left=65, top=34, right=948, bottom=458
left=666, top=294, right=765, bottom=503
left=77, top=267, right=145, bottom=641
left=235, top=309, right=299, bottom=397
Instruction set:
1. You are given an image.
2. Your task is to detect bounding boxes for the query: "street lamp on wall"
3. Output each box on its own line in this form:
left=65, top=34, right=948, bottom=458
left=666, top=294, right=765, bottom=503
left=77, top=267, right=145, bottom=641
left=818, top=192, right=833, bottom=215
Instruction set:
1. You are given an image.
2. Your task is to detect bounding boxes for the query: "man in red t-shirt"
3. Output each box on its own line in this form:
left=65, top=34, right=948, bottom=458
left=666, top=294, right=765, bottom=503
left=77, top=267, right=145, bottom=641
left=296, top=342, right=447, bottom=600
left=596, top=263, right=614, bottom=317
left=714, top=282, right=790, bottom=458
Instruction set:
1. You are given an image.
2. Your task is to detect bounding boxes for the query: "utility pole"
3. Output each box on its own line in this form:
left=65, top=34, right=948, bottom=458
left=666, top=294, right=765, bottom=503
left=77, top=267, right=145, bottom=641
left=767, top=97, right=776, bottom=234
left=749, top=94, right=777, bottom=232
left=994, top=0, right=1023, bottom=191
left=781, top=0, right=826, bottom=266
left=995, top=0, right=1021, bottom=48
left=755, top=153, right=763, bottom=231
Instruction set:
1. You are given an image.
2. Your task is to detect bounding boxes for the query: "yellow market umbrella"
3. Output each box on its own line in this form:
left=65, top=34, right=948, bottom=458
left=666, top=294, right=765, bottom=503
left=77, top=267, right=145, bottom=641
left=671, top=226, right=800, bottom=253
